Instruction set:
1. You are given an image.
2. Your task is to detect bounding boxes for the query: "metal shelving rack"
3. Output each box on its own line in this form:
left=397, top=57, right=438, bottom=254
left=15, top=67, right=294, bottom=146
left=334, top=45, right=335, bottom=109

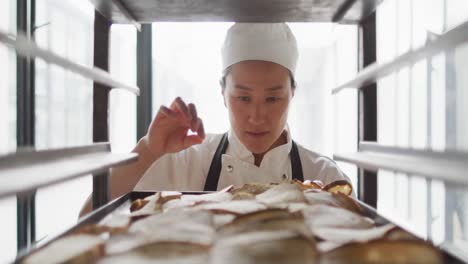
left=331, top=18, right=468, bottom=189
left=1, top=0, right=143, bottom=252
left=332, top=20, right=468, bottom=94
left=331, top=4, right=468, bottom=262
left=10, top=0, right=468, bottom=260
left=87, top=0, right=383, bottom=23
left=335, top=142, right=468, bottom=185
left=0, top=30, right=140, bottom=95
left=0, top=143, right=138, bottom=199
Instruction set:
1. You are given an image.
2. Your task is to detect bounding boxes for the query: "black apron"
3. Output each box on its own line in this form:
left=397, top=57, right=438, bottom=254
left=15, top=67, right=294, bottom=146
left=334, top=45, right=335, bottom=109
left=203, top=133, right=304, bottom=191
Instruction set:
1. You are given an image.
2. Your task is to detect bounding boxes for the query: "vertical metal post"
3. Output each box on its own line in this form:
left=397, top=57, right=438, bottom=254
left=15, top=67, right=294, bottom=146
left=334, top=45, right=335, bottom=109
left=357, top=12, right=378, bottom=208
left=441, top=0, right=458, bottom=242
left=426, top=48, right=433, bottom=240
left=16, top=0, right=36, bottom=252
left=444, top=48, right=457, bottom=241
left=92, top=11, right=111, bottom=210
left=425, top=36, right=434, bottom=159
left=137, top=24, right=153, bottom=140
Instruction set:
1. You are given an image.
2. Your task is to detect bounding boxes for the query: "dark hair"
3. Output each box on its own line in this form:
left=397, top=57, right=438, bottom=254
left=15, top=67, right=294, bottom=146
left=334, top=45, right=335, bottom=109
left=219, top=66, right=297, bottom=89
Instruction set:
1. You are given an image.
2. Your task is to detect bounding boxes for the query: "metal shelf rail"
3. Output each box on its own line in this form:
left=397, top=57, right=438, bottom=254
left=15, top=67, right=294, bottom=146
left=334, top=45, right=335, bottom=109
left=0, top=143, right=138, bottom=200
left=332, top=19, right=468, bottom=94
left=0, top=30, right=140, bottom=95
left=88, top=0, right=383, bottom=24
left=334, top=142, right=468, bottom=185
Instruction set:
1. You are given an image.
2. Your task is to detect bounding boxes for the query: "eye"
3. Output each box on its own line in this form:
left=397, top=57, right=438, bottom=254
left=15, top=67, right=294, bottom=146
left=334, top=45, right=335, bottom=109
left=266, top=97, right=280, bottom=103
left=238, top=96, right=251, bottom=102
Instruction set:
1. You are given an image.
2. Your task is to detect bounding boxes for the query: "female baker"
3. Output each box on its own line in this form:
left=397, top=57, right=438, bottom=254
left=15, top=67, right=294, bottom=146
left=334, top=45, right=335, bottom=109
left=80, top=23, right=351, bottom=216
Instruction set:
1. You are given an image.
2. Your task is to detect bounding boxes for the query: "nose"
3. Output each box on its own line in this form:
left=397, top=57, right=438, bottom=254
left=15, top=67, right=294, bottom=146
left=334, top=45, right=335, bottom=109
left=247, top=102, right=266, bottom=125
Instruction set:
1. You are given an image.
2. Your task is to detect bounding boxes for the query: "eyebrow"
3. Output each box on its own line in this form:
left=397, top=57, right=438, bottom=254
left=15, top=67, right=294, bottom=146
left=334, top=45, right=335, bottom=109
left=234, top=85, right=285, bottom=91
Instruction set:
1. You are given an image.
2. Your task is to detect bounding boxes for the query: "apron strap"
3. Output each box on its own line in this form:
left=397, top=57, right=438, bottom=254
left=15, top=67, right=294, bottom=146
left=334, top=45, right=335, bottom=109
left=203, top=133, right=304, bottom=191
left=204, top=133, right=229, bottom=191
left=290, top=140, right=304, bottom=181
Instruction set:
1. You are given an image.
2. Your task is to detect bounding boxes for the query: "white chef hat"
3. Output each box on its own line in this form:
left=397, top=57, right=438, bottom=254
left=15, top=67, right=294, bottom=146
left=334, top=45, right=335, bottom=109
left=221, top=23, right=298, bottom=74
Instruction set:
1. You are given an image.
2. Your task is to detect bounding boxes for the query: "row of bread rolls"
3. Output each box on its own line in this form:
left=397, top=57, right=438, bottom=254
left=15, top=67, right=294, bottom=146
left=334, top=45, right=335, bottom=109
left=23, top=180, right=443, bottom=264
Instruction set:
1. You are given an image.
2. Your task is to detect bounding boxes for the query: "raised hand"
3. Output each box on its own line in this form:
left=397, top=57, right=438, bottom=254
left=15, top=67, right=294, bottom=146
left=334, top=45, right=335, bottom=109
left=144, top=97, right=206, bottom=158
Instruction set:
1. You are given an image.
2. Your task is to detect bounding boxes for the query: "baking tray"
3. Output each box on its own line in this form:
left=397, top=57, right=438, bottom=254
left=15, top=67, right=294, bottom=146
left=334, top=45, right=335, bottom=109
left=15, top=191, right=466, bottom=263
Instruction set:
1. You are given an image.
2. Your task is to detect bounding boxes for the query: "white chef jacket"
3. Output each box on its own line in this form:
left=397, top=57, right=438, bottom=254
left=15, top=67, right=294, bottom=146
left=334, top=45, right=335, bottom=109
left=134, top=128, right=351, bottom=192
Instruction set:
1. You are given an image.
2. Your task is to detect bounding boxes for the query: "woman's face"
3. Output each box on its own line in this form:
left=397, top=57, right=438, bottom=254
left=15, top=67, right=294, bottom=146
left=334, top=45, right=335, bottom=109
left=222, top=60, right=294, bottom=155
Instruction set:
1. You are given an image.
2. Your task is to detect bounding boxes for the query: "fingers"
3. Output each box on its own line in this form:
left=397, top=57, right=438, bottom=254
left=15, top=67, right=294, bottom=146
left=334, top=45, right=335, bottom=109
left=188, top=103, right=197, bottom=121
left=188, top=103, right=198, bottom=131
left=187, top=102, right=205, bottom=139
left=159, top=105, right=177, bottom=119
left=172, top=97, right=191, bottom=119
left=157, top=101, right=189, bottom=124
left=188, top=103, right=205, bottom=139
left=197, top=119, right=206, bottom=139
left=157, top=97, right=205, bottom=139
left=184, top=135, right=204, bottom=148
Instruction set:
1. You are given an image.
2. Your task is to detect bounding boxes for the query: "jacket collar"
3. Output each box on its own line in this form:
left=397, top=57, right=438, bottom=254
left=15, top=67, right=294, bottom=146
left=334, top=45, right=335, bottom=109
left=227, top=125, right=292, bottom=168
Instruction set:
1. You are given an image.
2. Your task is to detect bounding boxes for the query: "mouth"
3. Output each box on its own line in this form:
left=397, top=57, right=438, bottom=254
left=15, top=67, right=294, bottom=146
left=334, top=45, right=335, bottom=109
left=245, top=131, right=269, bottom=138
